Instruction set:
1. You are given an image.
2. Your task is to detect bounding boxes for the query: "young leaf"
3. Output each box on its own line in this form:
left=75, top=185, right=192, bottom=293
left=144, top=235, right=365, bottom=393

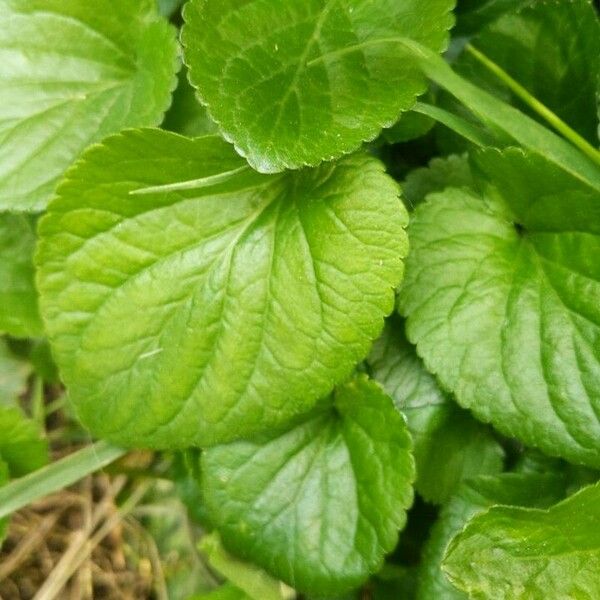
left=418, top=473, right=568, bottom=600
left=400, top=154, right=474, bottom=210
left=368, top=317, right=504, bottom=505
left=0, top=214, right=43, bottom=337
left=0, top=0, right=178, bottom=211
left=399, top=147, right=600, bottom=467
left=37, top=129, right=407, bottom=449
left=200, top=376, right=415, bottom=596
left=182, top=0, right=454, bottom=173
left=443, top=480, right=600, bottom=600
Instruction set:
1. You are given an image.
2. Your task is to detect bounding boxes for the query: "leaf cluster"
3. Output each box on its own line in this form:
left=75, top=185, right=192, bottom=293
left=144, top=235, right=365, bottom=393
left=0, top=0, right=599, bottom=597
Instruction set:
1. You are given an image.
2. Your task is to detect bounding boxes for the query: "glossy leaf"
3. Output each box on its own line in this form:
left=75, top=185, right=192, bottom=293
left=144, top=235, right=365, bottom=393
left=368, top=317, right=504, bottom=505
left=37, top=129, right=407, bottom=449
left=0, top=0, right=178, bottom=211
left=182, top=0, right=454, bottom=172
left=444, top=480, right=600, bottom=600
left=201, top=376, right=415, bottom=596
left=399, top=147, right=600, bottom=467
left=0, top=214, right=43, bottom=337
left=418, top=473, right=568, bottom=600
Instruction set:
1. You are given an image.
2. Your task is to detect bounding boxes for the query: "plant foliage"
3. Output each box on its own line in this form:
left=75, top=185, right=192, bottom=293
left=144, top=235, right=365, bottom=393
left=0, top=0, right=599, bottom=596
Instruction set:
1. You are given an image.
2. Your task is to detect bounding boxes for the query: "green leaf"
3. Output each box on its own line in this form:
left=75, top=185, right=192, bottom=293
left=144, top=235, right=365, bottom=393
left=200, top=376, right=415, bottom=596
left=0, top=339, right=32, bottom=404
left=163, top=68, right=219, bottom=138
left=400, top=154, right=474, bottom=210
left=418, top=473, right=568, bottom=600
left=182, top=0, right=454, bottom=172
left=37, top=129, right=407, bottom=449
left=368, top=317, right=504, bottom=505
left=399, top=147, right=600, bottom=467
left=199, top=533, right=293, bottom=600
left=0, top=214, right=43, bottom=337
left=0, top=0, right=178, bottom=211
left=453, top=0, right=600, bottom=145
left=0, top=406, right=48, bottom=477
left=443, top=480, right=600, bottom=600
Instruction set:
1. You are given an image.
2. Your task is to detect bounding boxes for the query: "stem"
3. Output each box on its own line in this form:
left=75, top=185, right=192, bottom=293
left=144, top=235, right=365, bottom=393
left=466, top=44, right=600, bottom=168
left=0, top=441, right=126, bottom=520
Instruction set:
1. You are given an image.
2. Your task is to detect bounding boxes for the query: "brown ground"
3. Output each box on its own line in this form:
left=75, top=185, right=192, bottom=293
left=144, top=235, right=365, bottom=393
left=0, top=470, right=155, bottom=600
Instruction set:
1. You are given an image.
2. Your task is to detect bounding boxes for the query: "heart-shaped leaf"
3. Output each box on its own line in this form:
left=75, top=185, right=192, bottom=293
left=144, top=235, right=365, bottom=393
left=182, top=0, right=454, bottom=172
left=201, top=376, right=415, bottom=596
left=37, top=129, right=407, bottom=448
left=399, top=147, right=600, bottom=467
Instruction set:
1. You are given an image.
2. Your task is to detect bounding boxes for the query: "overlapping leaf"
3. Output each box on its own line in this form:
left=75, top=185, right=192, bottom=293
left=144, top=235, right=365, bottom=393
left=444, top=480, right=600, bottom=600
left=37, top=129, right=407, bottom=448
left=182, top=0, right=454, bottom=172
left=418, top=473, right=568, bottom=600
left=399, top=147, right=600, bottom=467
left=400, top=154, right=474, bottom=210
left=201, top=376, right=415, bottom=596
left=368, top=317, right=504, bottom=504
left=0, top=0, right=178, bottom=211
